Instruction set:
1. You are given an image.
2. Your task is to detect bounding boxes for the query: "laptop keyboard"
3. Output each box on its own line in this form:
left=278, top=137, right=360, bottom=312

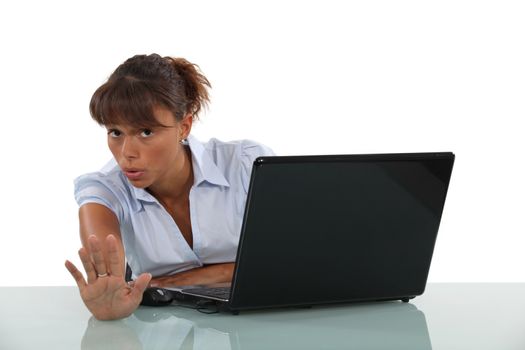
left=183, top=287, right=231, bottom=300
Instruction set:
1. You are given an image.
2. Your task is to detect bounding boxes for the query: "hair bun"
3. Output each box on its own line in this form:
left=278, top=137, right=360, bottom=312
left=165, top=57, right=211, bottom=119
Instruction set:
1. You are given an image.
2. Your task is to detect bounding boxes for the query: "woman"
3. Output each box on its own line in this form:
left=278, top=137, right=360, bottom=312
left=65, top=54, right=274, bottom=320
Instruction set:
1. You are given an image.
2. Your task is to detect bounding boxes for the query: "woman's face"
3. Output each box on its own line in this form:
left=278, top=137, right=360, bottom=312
left=106, top=107, right=192, bottom=189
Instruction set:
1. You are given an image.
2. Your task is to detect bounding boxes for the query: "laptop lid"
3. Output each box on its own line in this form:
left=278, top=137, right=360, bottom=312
left=227, top=152, right=454, bottom=311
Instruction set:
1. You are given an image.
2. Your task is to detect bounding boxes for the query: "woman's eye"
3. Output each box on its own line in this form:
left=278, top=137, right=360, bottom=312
left=140, top=129, right=154, bottom=138
left=108, top=129, right=121, bottom=138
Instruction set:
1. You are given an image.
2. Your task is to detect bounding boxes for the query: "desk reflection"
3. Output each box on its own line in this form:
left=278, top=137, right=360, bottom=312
left=81, top=302, right=432, bottom=350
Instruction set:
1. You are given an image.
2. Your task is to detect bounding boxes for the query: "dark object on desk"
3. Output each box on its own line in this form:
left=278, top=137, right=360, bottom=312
left=128, top=265, right=173, bottom=307
left=140, top=287, right=174, bottom=306
left=168, top=152, right=455, bottom=314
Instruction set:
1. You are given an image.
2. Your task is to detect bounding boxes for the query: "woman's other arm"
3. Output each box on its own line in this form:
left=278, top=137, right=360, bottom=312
left=149, top=263, right=235, bottom=288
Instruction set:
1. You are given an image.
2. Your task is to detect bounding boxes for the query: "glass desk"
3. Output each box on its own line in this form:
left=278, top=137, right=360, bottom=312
left=1, top=284, right=524, bottom=349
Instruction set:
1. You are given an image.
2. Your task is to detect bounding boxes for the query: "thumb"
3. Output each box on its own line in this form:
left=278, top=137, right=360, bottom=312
left=131, top=273, right=152, bottom=299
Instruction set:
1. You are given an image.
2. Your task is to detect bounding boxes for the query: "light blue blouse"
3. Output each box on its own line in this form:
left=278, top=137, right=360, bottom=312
left=74, top=135, right=274, bottom=278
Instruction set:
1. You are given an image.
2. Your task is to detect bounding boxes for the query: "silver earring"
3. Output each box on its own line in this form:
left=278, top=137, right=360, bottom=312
left=180, top=138, right=188, bottom=145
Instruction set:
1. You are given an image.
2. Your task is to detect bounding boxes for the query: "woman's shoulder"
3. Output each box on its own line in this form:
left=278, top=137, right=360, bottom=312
left=74, top=158, right=128, bottom=192
left=73, top=159, right=132, bottom=221
left=201, top=137, right=275, bottom=160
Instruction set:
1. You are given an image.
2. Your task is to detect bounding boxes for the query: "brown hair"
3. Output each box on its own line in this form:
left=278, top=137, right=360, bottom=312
left=89, top=54, right=211, bottom=127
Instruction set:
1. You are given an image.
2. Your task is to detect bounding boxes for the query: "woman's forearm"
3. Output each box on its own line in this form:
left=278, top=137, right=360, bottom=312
left=149, top=263, right=234, bottom=287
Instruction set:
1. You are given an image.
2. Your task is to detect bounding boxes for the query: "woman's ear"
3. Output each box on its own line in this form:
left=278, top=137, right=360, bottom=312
left=179, top=114, right=193, bottom=140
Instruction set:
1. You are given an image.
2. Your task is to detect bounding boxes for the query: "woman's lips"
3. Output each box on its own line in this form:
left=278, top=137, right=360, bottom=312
left=124, top=170, right=145, bottom=180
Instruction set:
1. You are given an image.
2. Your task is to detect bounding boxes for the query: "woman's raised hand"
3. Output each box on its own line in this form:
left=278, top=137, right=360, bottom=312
left=65, top=234, right=151, bottom=320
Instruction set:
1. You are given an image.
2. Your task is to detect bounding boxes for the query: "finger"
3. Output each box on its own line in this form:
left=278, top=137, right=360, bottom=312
left=131, top=273, right=153, bottom=301
left=65, top=260, right=87, bottom=289
left=78, top=247, right=97, bottom=283
left=106, top=235, right=122, bottom=278
left=88, top=235, right=108, bottom=277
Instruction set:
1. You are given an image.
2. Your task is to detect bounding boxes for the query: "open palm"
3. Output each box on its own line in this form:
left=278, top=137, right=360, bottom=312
left=65, top=235, right=151, bottom=320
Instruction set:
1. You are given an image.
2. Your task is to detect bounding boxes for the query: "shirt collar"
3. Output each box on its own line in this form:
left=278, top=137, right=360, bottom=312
left=187, top=135, right=230, bottom=188
left=129, top=134, right=230, bottom=211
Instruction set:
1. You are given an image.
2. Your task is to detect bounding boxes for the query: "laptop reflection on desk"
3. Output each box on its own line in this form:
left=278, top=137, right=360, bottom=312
left=117, top=302, right=432, bottom=350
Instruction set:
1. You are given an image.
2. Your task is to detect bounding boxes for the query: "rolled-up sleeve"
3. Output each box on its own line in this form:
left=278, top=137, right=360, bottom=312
left=74, top=174, right=125, bottom=223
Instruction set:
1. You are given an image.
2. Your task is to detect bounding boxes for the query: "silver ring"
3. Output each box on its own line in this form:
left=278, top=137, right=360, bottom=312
left=97, top=273, right=109, bottom=278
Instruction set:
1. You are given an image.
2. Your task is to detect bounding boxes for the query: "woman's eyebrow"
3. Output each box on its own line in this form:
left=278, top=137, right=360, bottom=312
left=106, top=123, right=177, bottom=131
left=105, top=126, right=136, bottom=134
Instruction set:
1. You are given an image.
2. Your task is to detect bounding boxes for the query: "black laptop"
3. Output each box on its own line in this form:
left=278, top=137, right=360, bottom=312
left=167, top=152, right=455, bottom=313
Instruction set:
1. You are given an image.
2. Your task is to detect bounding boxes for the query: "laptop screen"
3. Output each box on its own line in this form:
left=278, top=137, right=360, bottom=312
left=230, top=153, right=454, bottom=310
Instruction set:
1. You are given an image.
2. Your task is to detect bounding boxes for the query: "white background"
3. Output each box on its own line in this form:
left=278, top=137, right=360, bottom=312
left=0, top=0, right=523, bottom=286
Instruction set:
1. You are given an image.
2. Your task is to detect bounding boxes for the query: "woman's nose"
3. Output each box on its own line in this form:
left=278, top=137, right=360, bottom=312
left=121, top=136, right=139, bottom=159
